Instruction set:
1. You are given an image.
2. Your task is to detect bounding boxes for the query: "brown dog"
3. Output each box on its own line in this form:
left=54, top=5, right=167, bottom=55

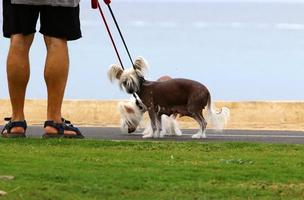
left=118, top=75, right=182, bottom=137
left=109, top=57, right=229, bottom=138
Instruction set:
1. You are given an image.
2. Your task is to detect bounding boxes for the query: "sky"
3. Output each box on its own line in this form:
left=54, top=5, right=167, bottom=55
left=1, top=0, right=304, bottom=101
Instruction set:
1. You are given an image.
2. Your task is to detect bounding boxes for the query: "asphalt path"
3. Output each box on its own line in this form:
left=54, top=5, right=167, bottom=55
left=1, top=126, right=304, bottom=144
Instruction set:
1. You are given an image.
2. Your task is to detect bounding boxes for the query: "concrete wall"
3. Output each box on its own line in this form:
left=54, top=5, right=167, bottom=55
left=0, top=99, right=303, bottom=131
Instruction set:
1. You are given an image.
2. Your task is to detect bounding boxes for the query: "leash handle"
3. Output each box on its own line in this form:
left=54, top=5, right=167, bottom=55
left=91, top=0, right=98, bottom=9
left=92, top=0, right=111, bottom=8
left=104, top=0, right=111, bottom=5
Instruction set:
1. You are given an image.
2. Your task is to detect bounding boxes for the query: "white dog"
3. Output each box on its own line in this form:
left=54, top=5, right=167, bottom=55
left=118, top=99, right=182, bottom=138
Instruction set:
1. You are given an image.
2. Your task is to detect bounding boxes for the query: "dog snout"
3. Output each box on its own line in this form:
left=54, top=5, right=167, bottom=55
left=128, top=126, right=136, bottom=133
left=127, top=88, right=134, bottom=94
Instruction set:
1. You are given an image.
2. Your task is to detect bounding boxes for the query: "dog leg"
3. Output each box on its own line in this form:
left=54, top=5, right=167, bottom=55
left=161, top=114, right=182, bottom=136
left=142, top=111, right=157, bottom=138
left=160, top=115, right=168, bottom=136
left=191, top=113, right=207, bottom=139
left=156, top=114, right=163, bottom=138
left=170, top=114, right=182, bottom=136
left=142, top=125, right=154, bottom=138
left=172, top=119, right=182, bottom=136
left=142, top=122, right=153, bottom=136
left=192, top=130, right=207, bottom=139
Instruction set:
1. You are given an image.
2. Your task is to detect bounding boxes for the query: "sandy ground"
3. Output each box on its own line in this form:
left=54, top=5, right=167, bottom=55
left=0, top=99, right=304, bottom=131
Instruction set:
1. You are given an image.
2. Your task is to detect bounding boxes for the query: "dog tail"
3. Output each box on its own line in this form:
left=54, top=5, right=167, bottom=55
left=206, top=93, right=230, bottom=132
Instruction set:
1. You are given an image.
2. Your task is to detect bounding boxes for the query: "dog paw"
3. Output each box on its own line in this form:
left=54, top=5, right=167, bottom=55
left=152, top=131, right=161, bottom=138
left=142, top=134, right=153, bottom=139
left=192, top=133, right=206, bottom=139
left=191, top=134, right=201, bottom=139
left=201, top=131, right=207, bottom=138
left=175, top=130, right=182, bottom=136
left=159, top=132, right=166, bottom=138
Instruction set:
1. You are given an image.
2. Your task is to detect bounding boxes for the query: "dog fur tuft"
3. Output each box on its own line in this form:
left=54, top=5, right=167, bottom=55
left=133, top=56, right=149, bottom=74
left=108, top=64, right=124, bottom=82
left=206, top=97, right=230, bottom=132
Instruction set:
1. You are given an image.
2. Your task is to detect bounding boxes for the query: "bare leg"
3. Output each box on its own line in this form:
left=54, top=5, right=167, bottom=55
left=6, top=34, right=34, bottom=134
left=43, top=36, right=75, bottom=135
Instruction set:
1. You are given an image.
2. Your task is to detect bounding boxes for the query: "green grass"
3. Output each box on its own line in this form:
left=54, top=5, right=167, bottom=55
left=0, top=139, right=304, bottom=200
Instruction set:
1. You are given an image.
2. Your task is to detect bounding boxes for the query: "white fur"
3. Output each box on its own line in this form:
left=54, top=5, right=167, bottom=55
left=118, top=101, right=144, bottom=133
left=133, top=56, right=149, bottom=73
left=108, top=57, right=149, bottom=94
left=160, top=115, right=182, bottom=136
left=191, top=130, right=207, bottom=139
left=118, top=99, right=182, bottom=138
left=206, top=102, right=230, bottom=132
left=108, top=64, right=123, bottom=82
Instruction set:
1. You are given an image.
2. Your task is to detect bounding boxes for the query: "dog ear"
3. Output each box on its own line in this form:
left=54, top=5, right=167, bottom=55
left=124, top=105, right=135, bottom=114
left=118, top=102, right=136, bottom=114
left=133, top=56, right=148, bottom=73
left=108, top=64, right=123, bottom=82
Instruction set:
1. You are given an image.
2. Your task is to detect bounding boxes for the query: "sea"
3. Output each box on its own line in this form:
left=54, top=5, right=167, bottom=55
left=1, top=0, right=304, bottom=101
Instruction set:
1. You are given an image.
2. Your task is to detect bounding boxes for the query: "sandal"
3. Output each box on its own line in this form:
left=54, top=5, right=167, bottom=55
left=42, top=118, right=84, bottom=139
left=1, top=117, right=27, bottom=138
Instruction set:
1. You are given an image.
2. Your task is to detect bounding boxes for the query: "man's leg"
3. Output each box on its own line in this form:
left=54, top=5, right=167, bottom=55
left=6, top=34, right=34, bottom=133
left=43, top=36, right=75, bottom=135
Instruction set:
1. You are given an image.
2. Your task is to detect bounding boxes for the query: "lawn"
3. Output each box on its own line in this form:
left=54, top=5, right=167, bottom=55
left=0, top=139, right=304, bottom=200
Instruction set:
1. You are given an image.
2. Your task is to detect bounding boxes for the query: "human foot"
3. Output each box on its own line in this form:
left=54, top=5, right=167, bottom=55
left=42, top=119, right=84, bottom=139
left=1, top=118, right=27, bottom=138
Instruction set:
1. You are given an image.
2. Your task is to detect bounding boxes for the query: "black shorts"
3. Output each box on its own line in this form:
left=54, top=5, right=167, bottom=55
left=2, top=0, right=82, bottom=41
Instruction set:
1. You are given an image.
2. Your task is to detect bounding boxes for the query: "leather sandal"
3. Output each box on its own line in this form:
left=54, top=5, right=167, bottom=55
left=1, top=117, right=27, bottom=138
left=42, top=118, right=84, bottom=139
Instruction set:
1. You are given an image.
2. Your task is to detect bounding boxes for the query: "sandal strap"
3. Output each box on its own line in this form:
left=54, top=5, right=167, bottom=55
left=1, top=117, right=27, bottom=135
left=44, top=120, right=64, bottom=135
left=62, top=118, right=71, bottom=124
left=4, top=117, right=12, bottom=121
left=62, top=119, right=82, bottom=136
left=44, top=118, right=82, bottom=136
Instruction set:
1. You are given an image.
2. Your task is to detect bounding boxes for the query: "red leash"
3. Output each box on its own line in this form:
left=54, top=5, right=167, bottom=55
left=104, top=2, right=135, bottom=67
left=91, top=0, right=125, bottom=69
left=92, top=0, right=143, bottom=109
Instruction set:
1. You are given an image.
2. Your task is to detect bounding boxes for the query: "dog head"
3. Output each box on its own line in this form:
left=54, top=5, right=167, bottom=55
left=108, top=57, right=148, bottom=94
left=118, top=100, right=146, bottom=133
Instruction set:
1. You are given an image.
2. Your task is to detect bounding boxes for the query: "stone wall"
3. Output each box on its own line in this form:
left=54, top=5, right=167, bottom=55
left=0, top=99, right=303, bottom=131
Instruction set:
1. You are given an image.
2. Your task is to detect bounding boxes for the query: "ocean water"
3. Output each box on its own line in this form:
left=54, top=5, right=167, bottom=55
left=1, top=1, right=304, bottom=101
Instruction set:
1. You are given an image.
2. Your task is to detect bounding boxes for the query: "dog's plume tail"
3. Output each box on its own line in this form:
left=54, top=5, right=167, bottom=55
left=206, top=94, right=230, bottom=132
